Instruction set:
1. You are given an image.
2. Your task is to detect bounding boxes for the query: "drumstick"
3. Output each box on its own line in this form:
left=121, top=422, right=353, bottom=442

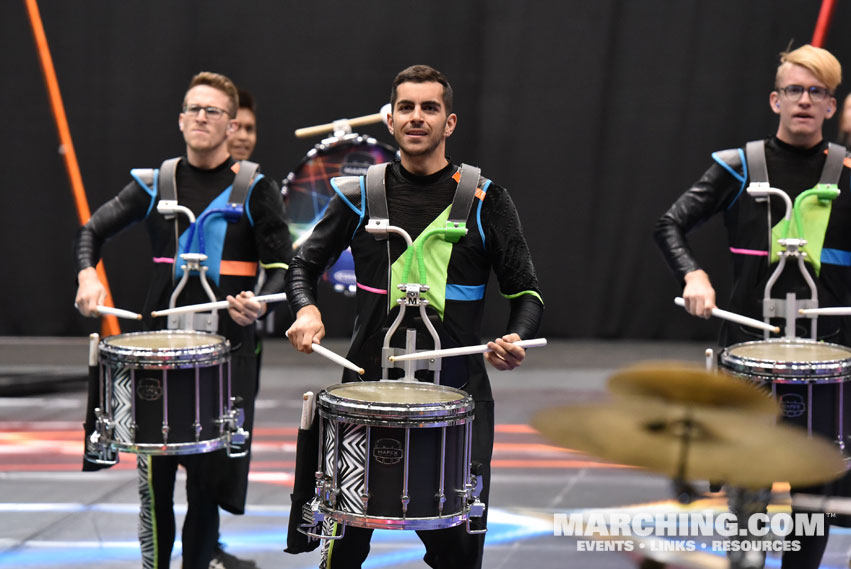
left=151, top=292, right=287, bottom=318
left=388, top=338, right=548, bottom=363
left=294, top=104, right=391, bottom=139
left=799, top=307, right=851, bottom=316
left=96, top=305, right=142, bottom=320
left=300, top=391, right=315, bottom=430
left=674, top=297, right=780, bottom=333
left=311, top=343, right=365, bottom=375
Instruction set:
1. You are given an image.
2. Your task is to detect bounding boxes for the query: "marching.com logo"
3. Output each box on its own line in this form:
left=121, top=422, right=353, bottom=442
left=553, top=511, right=824, bottom=553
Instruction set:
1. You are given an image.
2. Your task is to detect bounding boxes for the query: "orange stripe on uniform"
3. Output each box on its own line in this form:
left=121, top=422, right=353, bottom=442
left=220, top=260, right=257, bottom=276
left=453, top=170, right=486, bottom=200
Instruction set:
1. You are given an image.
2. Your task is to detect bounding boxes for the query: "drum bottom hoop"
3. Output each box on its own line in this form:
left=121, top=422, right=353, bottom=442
left=111, top=437, right=227, bottom=456
left=322, top=508, right=467, bottom=531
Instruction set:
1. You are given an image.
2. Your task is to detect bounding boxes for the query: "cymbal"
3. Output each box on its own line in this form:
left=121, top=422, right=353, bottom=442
left=607, top=361, right=778, bottom=416
left=531, top=401, right=846, bottom=488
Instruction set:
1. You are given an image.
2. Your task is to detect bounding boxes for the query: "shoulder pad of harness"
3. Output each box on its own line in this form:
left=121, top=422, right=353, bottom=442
left=130, top=168, right=155, bottom=187
left=712, top=148, right=743, bottom=170
left=331, top=175, right=363, bottom=202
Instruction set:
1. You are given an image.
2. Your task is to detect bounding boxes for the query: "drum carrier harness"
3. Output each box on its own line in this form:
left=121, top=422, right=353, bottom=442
left=362, top=161, right=481, bottom=385
left=744, top=140, right=845, bottom=339
left=135, top=157, right=259, bottom=332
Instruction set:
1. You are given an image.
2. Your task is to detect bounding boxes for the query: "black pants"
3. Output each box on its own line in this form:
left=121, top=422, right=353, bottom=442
left=138, top=454, right=220, bottom=569
left=320, top=401, right=494, bottom=569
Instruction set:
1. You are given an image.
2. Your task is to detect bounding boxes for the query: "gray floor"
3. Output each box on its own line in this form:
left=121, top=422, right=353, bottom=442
left=2, top=338, right=851, bottom=568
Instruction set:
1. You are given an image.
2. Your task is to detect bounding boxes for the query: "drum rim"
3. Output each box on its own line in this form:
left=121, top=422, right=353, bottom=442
left=320, top=508, right=467, bottom=531
left=110, top=437, right=227, bottom=455
left=719, top=338, right=851, bottom=380
left=318, top=381, right=474, bottom=420
left=99, top=330, right=230, bottom=368
left=282, top=134, right=397, bottom=191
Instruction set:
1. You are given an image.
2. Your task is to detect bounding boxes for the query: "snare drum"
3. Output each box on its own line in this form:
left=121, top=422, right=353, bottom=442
left=314, top=381, right=477, bottom=530
left=95, top=330, right=237, bottom=457
left=719, top=339, right=851, bottom=450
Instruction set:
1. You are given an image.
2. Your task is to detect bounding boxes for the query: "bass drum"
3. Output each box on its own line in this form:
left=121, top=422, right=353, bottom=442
left=283, top=134, right=397, bottom=294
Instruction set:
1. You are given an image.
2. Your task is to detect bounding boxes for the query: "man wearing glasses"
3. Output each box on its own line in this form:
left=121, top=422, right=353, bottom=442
left=74, top=72, right=292, bottom=569
left=655, top=45, right=850, bottom=569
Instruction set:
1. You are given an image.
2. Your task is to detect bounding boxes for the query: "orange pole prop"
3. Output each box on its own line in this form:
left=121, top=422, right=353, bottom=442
left=811, top=0, right=836, bottom=47
left=24, top=0, right=119, bottom=336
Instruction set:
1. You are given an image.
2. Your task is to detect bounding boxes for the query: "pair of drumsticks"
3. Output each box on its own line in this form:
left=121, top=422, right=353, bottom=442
left=91, top=295, right=546, bottom=376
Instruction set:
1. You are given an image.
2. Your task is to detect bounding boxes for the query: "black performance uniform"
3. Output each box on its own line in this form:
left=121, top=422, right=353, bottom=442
left=286, top=160, right=543, bottom=569
left=654, top=136, right=851, bottom=569
left=75, top=157, right=292, bottom=569
left=655, top=136, right=851, bottom=347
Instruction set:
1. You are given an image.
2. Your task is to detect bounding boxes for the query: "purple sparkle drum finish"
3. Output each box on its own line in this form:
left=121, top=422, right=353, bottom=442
left=315, top=381, right=476, bottom=530
left=719, top=338, right=851, bottom=451
left=97, top=330, right=232, bottom=455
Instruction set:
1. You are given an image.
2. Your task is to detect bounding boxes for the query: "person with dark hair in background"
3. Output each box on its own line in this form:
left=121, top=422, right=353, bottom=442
left=210, top=86, right=265, bottom=569
left=74, top=71, right=293, bottom=569
left=655, top=45, right=851, bottom=569
left=285, top=64, right=543, bottom=569
left=228, top=89, right=257, bottom=161
left=837, top=92, right=851, bottom=149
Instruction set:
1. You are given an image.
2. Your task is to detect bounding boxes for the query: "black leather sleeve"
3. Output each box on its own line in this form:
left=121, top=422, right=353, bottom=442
left=285, top=195, right=360, bottom=316
left=506, top=294, right=544, bottom=339
left=480, top=183, right=544, bottom=338
left=653, top=161, right=742, bottom=283
left=73, top=181, right=153, bottom=273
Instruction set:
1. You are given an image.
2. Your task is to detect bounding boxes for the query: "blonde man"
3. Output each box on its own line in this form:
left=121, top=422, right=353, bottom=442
left=655, top=45, right=849, bottom=569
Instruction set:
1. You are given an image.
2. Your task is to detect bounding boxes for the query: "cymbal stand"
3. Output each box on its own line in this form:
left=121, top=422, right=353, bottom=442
left=648, top=407, right=701, bottom=504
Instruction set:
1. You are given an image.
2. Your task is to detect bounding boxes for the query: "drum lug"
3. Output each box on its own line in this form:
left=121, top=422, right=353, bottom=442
left=464, top=472, right=487, bottom=534
left=466, top=471, right=487, bottom=522
left=85, top=408, right=119, bottom=466
left=436, top=492, right=446, bottom=515
left=401, top=493, right=410, bottom=518
left=301, top=496, right=325, bottom=526
left=161, top=424, right=170, bottom=444
left=316, top=474, right=337, bottom=506
left=193, top=421, right=202, bottom=442
left=223, top=397, right=250, bottom=457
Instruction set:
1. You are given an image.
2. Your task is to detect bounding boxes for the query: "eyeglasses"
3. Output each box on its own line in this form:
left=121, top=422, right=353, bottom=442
left=182, top=105, right=231, bottom=119
left=776, top=85, right=833, bottom=102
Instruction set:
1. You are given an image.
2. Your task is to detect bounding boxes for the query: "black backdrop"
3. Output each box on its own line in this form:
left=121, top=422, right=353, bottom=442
left=3, top=0, right=851, bottom=340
